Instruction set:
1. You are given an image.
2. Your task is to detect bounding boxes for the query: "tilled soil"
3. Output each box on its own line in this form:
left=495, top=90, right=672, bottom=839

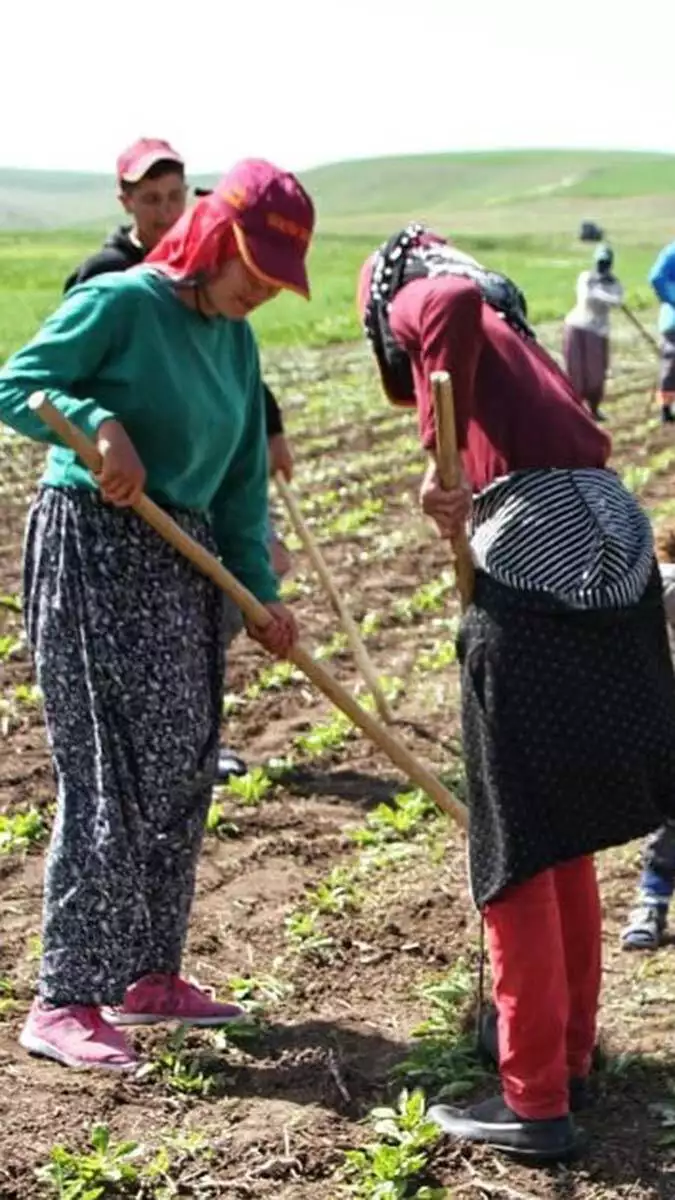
left=1, top=334, right=674, bottom=1199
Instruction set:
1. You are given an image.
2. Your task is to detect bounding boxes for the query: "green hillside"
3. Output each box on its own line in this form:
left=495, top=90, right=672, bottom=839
left=0, top=169, right=218, bottom=230
left=302, top=149, right=675, bottom=239
left=1, top=149, right=675, bottom=237
left=304, top=150, right=675, bottom=212
left=0, top=149, right=672, bottom=354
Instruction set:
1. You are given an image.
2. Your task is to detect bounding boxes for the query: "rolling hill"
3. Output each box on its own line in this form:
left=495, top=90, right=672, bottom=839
left=0, top=149, right=675, bottom=238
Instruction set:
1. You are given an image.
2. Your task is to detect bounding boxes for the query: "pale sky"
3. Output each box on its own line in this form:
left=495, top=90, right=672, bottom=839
left=3, top=0, right=675, bottom=175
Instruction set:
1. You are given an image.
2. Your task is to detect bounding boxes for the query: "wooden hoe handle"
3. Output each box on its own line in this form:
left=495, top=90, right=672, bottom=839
left=431, top=371, right=475, bottom=612
left=28, top=393, right=468, bottom=828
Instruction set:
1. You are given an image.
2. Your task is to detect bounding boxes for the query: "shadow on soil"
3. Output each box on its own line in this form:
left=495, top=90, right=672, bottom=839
left=276, top=766, right=403, bottom=808
left=425, top=1054, right=675, bottom=1198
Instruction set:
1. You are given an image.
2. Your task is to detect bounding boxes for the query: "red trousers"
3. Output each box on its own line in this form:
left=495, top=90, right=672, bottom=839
left=483, top=855, right=602, bottom=1120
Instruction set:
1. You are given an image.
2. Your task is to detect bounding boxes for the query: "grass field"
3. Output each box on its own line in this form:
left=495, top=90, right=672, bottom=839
left=1, top=151, right=675, bottom=1199
left=1, top=148, right=674, bottom=354
left=0, top=232, right=665, bottom=359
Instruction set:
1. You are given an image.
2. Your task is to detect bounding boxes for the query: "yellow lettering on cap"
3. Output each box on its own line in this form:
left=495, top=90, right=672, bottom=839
left=266, top=212, right=310, bottom=244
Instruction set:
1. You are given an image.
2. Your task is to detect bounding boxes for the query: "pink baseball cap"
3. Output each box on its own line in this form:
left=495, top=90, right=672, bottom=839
left=215, top=159, right=315, bottom=299
left=116, top=138, right=185, bottom=184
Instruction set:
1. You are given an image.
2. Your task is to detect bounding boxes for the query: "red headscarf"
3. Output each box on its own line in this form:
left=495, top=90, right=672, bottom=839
left=145, top=192, right=237, bottom=281
left=146, top=158, right=314, bottom=298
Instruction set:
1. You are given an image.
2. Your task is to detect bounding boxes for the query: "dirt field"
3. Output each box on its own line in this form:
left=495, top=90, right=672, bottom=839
left=1, top=330, right=675, bottom=1199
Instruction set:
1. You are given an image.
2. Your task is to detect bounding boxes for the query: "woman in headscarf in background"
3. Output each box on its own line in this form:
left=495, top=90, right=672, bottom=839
left=563, top=243, right=623, bottom=421
left=0, top=160, right=314, bottom=1072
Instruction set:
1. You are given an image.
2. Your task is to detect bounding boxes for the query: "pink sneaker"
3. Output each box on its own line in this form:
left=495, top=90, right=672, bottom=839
left=103, top=974, right=247, bottom=1027
left=19, top=999, right=139, bottom=1071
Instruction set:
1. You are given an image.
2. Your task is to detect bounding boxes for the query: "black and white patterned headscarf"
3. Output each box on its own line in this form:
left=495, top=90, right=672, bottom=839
left=363, top=223, right=534, bottom=404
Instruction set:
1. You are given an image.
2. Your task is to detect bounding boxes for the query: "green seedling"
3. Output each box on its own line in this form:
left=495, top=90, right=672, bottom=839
left=305, top=866, right=362, bottom=915
left=360, top=611, right=382, bottom=638
left=279, top=576, right=303, bottom=600
left=0, top=593, right=21, bottom=612
left=227, top=972, right=292, bottom=1014
left=343, top=1089, right=443, bottom=1199
left=0, top=633, right=23, bottom=661
left=294, top=711, right=352, bottom=757
left=371, top=527, right=421, bottom=561
left=350, top=790, right=435, bottom=848
left=142, top=1130, right=210, bottom=1196
left=211, top=1017, right=264, bottom=1052
left=393, top=963, right=485, bottom=1101
left=245, top=660, right=302, bottom=699
left=14, top=682, right=42, bottom=708
left=414, top=640, right=457, bottom=674
left=205, top=800, right=240, bottom=839
left=304, top=485, right=341, bottom=512
left=315, top=631, right=349, bottom=661
left=0, top=977, right=18, bottom=1019
left=358, top=841, right=422, bottom=874
left=621, top=463, right=653, bottom=493
left=393, top=1027, right=484, bottom=1103
left=285, top=909, right=336, bottom=962
left=411, top=965, right=475, bottom=1039
left=27, top=933, right=43, bottom=961
left=328, top=498, right=384, bottom=537
left=35, top=1122, right=143, bottom=1199
left=137, top=1027, right=215, bottom=1096
left=648, top=445, right=675, bottom=475
left=393, top=575, right=453, bottom=624
left=359, top=676, right=405, bottom=708
left=0, top=807, right=47, bottom=854
left=225, top=767, right=274, bottom=807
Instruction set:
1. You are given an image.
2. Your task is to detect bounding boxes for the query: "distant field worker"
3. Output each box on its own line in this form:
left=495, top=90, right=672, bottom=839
left=648, top=240, right=675, bottom=424
left=358, top=223, right=675, bottom=1164
left=0, top=159, right=313, bottom=1073
left=563, top=244, right=623, bottom=422
left=621, top=522, right=675, bottom=949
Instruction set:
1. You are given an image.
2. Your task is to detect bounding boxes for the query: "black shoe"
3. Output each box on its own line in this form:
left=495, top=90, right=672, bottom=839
left=568, top=1076, right=590, bottom=1113
left=428, top=1094, right=586, bottom=1163
left=662, top=404, right=675, bottom=424
left=477, top=1005, right=592, bottom=1113
left=216, top=746, right=248, bottom=781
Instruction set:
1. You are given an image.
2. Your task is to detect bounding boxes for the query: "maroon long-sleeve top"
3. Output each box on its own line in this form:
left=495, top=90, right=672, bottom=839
left=388, top=276, right=611, bottom=492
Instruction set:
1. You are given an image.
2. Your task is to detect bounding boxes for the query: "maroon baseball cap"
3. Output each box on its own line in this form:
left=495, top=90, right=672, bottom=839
left=215, top=159, right=315, bottom=299
left=116, top=138, right=185, bottom=184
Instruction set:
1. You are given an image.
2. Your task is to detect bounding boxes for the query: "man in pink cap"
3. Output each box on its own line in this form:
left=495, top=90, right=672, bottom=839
left=65, top=138, right=187, bottom=288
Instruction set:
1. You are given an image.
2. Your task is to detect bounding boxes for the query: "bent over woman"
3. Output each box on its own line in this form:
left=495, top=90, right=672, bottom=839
left=359, top=224, right=675, bottom=1161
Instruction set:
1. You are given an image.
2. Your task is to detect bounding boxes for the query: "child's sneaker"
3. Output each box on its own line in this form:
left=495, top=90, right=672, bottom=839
left=103, top=974, right=247, bottom=1027
left=20, top=999, right=138, bottom=1070
left=620, top=902, right=668, bottom=950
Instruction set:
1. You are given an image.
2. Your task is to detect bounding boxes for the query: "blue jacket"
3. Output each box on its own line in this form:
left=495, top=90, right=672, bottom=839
left=649, top=242, right=675, bottom=335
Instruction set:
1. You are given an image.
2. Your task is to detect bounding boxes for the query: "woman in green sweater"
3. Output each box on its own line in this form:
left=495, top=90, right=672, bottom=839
left=0, top=159, right=314, bottom=1072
